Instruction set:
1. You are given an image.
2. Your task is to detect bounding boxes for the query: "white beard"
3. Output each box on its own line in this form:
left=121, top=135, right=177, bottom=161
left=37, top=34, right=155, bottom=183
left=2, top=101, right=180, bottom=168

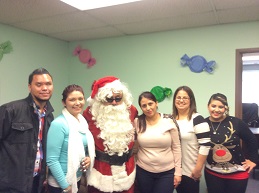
left=91, top=102, right=134, bottom=156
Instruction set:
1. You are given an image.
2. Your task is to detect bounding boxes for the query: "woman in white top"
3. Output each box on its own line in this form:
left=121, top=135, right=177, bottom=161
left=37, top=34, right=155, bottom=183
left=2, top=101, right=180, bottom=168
left=172, top=86, right=211, bottom=193
left=135, top=91, right=182, bottom=193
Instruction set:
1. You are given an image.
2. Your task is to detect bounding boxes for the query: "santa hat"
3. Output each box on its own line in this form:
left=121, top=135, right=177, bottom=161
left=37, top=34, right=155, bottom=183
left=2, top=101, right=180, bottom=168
left=90, top=76, right=120, bottom=98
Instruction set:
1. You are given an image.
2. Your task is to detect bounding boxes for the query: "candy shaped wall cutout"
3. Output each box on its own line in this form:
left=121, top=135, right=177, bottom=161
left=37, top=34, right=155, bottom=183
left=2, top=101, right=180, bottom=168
left=0, top=41, right=13, bottom=62
left=73, top=45, right=96, bottom=68
left=180, top=54, right=216, bottom=73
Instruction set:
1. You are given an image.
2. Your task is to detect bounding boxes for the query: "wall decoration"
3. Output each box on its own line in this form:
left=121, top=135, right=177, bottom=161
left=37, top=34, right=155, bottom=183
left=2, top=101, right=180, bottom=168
left=73, top=45, right=96, bottom=68
left=150, top=86, right=172, bottom=103
left=0, top=41, right=13, bottom=62
left=180, top=54, right=216, bottom=73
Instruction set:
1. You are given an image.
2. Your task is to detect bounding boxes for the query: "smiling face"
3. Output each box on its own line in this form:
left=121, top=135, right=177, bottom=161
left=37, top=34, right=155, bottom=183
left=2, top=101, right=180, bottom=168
left=28, top=74, right=53, bottom=106
left=208, top=99, right=226, bottom=122
left=63, top=91, right=85, bottom=118
left=174, top=90, right=190, bottom=112
left=140, top=97, right=158, bottom=118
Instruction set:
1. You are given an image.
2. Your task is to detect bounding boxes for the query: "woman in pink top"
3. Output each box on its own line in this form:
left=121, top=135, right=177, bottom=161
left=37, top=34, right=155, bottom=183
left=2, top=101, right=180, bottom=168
left=134, top=91, right=182, bottom=193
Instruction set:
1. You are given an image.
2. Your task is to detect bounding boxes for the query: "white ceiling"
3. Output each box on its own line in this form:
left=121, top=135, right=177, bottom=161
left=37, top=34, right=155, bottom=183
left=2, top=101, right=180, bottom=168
left=1, top=0, right=259, bottom=42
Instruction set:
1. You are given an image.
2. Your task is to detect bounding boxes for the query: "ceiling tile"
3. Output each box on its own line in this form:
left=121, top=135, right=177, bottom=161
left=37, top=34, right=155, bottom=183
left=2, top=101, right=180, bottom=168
left=49, top=26, right=125, bottom=42
left=116, top=12, right=218, bottom=34
left=0, top=0, right=76, bottom=23
left=13, top=12, right=107, bottom=34
left=218, top=7, right=259, bottom=23
left=0, top=0, right=258, bottom=41
left=212, top=0, right=259, bottom=9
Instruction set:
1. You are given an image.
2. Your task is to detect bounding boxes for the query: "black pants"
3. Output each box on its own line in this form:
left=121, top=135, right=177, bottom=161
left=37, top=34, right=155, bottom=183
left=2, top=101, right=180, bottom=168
left=31, top=175, right=40, bottom=193
left=176, top=175, right=200, bottom=193
left=204, top=170, right=248, bottom=193
left=48, top=180, right=81, bottom=193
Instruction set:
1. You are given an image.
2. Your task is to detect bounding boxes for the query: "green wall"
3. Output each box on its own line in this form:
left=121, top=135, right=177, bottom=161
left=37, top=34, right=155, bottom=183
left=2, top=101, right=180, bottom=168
left=0, top=23, right=70, bottom=115
left=68, top=22, right=259, bottom=193
left=1, top=21, right=259, bottom=193
left=68, top=21, right=259, bottom=118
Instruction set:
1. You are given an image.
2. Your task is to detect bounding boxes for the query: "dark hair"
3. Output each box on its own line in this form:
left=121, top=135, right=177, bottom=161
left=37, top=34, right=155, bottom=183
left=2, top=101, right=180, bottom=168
left=137, top=91, right=157, bottom=133
left=208, top=93, right=229, bottom=116
left=28, top=68, right=52, bottom=84
left=172, top=86, right=197, bottom=120
left=62, top=84, right=84, bottom=102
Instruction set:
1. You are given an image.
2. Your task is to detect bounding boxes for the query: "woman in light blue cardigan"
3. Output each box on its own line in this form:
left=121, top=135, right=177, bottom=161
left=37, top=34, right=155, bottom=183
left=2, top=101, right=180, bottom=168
left=47, top=85, right=95, bottom=193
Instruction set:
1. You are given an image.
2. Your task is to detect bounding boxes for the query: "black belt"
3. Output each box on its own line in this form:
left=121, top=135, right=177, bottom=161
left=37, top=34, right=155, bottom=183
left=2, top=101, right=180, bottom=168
left=95, top=149, right=133, bottom=166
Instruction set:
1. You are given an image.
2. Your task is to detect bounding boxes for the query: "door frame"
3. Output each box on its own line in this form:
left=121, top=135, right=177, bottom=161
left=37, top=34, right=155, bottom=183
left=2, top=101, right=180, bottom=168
left=235, top=47, right=259, bottom=118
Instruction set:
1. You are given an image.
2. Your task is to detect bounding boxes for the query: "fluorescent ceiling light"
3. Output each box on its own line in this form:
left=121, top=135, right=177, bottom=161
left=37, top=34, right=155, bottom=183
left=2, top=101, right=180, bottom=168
left=60, top=0, right=142, bottom=11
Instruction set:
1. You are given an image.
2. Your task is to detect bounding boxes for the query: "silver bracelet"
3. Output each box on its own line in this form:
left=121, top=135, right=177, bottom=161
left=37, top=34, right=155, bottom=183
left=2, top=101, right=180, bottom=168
left=63, top=188, right=69, bottom=193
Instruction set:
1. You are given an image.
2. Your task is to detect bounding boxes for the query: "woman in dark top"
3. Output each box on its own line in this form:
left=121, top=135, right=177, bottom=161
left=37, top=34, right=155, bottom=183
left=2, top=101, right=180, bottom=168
left=204, top=93, right=258, bottom=193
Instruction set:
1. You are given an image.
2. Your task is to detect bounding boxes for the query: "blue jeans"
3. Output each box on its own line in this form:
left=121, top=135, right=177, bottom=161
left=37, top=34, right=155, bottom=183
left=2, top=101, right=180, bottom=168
left=136, top=165, right=175, bottom=193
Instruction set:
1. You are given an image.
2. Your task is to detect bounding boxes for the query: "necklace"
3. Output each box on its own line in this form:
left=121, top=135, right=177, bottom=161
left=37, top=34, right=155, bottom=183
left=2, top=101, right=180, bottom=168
left=210, top=120, right=222, bottom=134
left=146, top=113, right=160, bottom=125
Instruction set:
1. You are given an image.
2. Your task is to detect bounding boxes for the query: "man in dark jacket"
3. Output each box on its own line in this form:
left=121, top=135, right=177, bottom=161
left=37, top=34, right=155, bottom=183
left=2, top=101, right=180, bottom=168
left=0, top=68, right=54, bottom=193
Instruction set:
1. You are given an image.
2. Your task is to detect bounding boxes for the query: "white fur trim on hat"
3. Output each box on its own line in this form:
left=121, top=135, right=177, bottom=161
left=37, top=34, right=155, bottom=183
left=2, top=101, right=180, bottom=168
left=97, top=79, right=123, bottom=94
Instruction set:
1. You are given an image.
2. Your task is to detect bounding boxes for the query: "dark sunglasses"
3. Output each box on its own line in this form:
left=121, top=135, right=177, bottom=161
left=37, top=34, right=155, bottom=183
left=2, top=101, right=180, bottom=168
left=106, top=97, right=122, bottom=103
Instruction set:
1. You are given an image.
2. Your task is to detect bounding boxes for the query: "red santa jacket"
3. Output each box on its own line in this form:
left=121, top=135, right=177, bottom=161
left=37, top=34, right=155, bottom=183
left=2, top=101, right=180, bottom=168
left=83, top=105, right=138, bottom=192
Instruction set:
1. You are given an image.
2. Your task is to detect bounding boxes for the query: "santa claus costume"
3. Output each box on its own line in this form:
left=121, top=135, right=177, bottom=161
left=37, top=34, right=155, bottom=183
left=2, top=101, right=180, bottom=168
left=83, top=76, right=138, bottom=193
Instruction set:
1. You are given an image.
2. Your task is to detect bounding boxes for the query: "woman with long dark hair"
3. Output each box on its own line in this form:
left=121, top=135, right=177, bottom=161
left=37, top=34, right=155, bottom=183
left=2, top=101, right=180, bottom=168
left=135, top=91, right=182, bottom=193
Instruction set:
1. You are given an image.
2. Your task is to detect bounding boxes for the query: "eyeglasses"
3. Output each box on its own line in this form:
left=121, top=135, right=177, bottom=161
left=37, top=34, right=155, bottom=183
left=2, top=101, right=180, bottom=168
left=176, top=96, right=190, bottom=101
left=106, top=97, right=122, bottom=103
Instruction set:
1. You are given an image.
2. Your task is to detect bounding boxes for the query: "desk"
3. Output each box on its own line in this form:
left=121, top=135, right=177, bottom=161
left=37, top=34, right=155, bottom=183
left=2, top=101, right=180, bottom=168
left=249, top=128, right=259, bottom=179
left=250, top=127, right=259, bottom=135
left=241, top=128, right=259, bottom=159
